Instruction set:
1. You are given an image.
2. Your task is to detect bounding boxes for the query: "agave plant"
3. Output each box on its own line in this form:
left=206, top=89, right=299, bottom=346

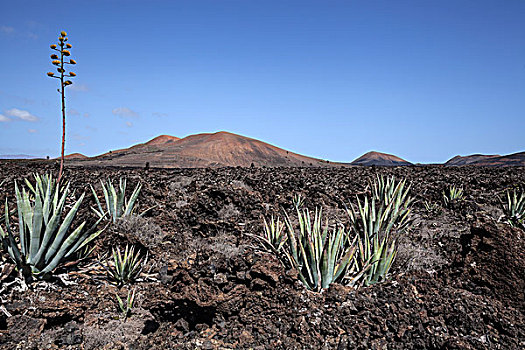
left=424, top=200, right=442, bottom=216
left=346, top=176, right=414, bottom=286
left=501, top=189, right=525, bottom=228
left=346, top=198, right=399, bottom=286
left=283, top=208, right=365, bottom=292
left=116, top=288, right=136, bottom=320
left=104, top=244, right=145, bottom=286
left=90, top=178, right=145, bottom=224
left=292, top=193, right=305, bottom=209
left=443, top=185, right=464, bottom=208
left=248, top=215, right=287, bottom=254
left=372, top=175, right=414, bottom=209
left=0, top=174, right=102, bottom=277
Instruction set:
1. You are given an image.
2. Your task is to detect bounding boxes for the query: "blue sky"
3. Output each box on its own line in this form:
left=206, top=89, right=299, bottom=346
left=0, top=0, right=524, bottom=163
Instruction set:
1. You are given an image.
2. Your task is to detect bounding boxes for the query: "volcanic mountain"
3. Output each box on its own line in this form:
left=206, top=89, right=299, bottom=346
left=78, top=131, right=338, bottom=168
left=445, top=154, right=500, bottom=166
left=445, top=152, right=525, bottom=166
left=64, top=153, right=88, bottom=160
left=351, top=151, right=411, bottom=166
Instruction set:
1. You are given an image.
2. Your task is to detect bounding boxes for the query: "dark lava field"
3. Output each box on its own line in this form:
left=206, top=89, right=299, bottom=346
left=0, top=161, right=524, bottom=349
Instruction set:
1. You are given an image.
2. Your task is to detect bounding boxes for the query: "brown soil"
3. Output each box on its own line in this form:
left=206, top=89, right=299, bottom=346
left=0, top=162, right=524, bottom=349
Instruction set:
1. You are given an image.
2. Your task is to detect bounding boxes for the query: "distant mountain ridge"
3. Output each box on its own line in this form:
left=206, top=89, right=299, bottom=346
left=445, top=154, right=500, bottom=166
left=351, top=151, right=411, bottom=166
left=445, top=152, right=525, bottom=166
left=6, top=133, right=523, bottom=167
left=0, top=154, right=40, bottom=159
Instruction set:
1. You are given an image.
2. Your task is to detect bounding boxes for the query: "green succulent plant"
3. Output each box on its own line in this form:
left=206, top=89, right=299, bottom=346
left=424, top=200, right=442, bottom=216
left=346, top=175, right=414, bottom=286
left=0, top=174, right=102, bottom=278
left=501, top=189, right=525, bottom=229
left=292, top=193, right=305, bottom=209
left=253, top=176, right=413, bottom=292
left=104, top=244, right=146, bottom=286
left=248, top=215, right=287, bottom=254
left=443, top=185, right=464, bottom=208
left=372, top=175, right=414, bottom=209
left=116, top=288, right=136, bottom=320
left=90, top=178, right=147, bottom=223
left=283, top=208, right=365, bottom=292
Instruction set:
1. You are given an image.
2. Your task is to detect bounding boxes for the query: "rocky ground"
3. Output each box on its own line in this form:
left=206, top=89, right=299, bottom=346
left=0, top=161, right=524, bottom=349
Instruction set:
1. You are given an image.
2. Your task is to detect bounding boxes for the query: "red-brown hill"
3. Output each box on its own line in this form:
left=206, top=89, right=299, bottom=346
left=445, top=152, right=525, bottom=166
left=351, top=151, right=411, bottom=166
left=445, top=154, right=500, bottom=166
left=64, top=153, right=88, bottom=160
left=79, top=131, right=340, bottom=168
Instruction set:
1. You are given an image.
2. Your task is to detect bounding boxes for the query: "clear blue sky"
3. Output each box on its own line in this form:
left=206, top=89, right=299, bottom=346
left=1, top=0, right=524, bottom=163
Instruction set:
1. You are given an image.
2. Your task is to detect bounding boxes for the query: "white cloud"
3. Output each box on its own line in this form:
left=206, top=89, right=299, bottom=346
left=0, top=114, right=10, bottom=122
left=4, top=108, right=38, bottom=122
left=68, top=108, right=80, bottom=116
left=112, top=107, right=138, bottom=118
left=69, top=83, right=89, bottom=92
left=152, top=112, right=168, bottom=117
left=27, top=129, right=37, bottom=133
left=0, top=26, right=14, bottom=35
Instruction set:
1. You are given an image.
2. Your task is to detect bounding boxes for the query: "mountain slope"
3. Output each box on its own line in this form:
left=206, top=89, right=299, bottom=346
left=80, top=131, right=338, bottom=168
left=64, top=153, right=88, bottom=160
left=445, top=152, right=525, bottom=166
left=445, top=154, right=500, bottom=166
left=351, top=151, right=411, bottom=166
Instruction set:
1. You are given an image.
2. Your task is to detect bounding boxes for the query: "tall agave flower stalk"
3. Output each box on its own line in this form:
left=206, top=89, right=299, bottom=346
left=283, top=208, right=364, bottom=292
left=0, top=174, right=102, bottom=278
left=47, top=31, right=77, bottom=182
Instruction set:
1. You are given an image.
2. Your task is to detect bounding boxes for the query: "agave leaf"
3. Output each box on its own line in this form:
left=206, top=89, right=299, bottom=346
left=14, top=182, right=29, bottom=256
left=32, top=184, right=69, bottom=265
left=333, top=244, right=357, bottom=281
left=24, top=177, right=36, bottom=195
left=28, top=187, right=43, bottom=264
left=90, top=184, right=105, bottom=219
left=64, top=225, right=104, bottom=258
left=101, top=181, right=112, bottom=221
left=116, top=178, right=126, bottom=218
left=44, top=193, right=85, bottom=263
left=39, top=221, right=86, bottom=275
left=1, top=201, right=21, bottom=264
left=42, top=176, right=54, bottom=225
left=124, top=182, right=141, bottom=217
left=109, top=182, right=118, bottom=223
